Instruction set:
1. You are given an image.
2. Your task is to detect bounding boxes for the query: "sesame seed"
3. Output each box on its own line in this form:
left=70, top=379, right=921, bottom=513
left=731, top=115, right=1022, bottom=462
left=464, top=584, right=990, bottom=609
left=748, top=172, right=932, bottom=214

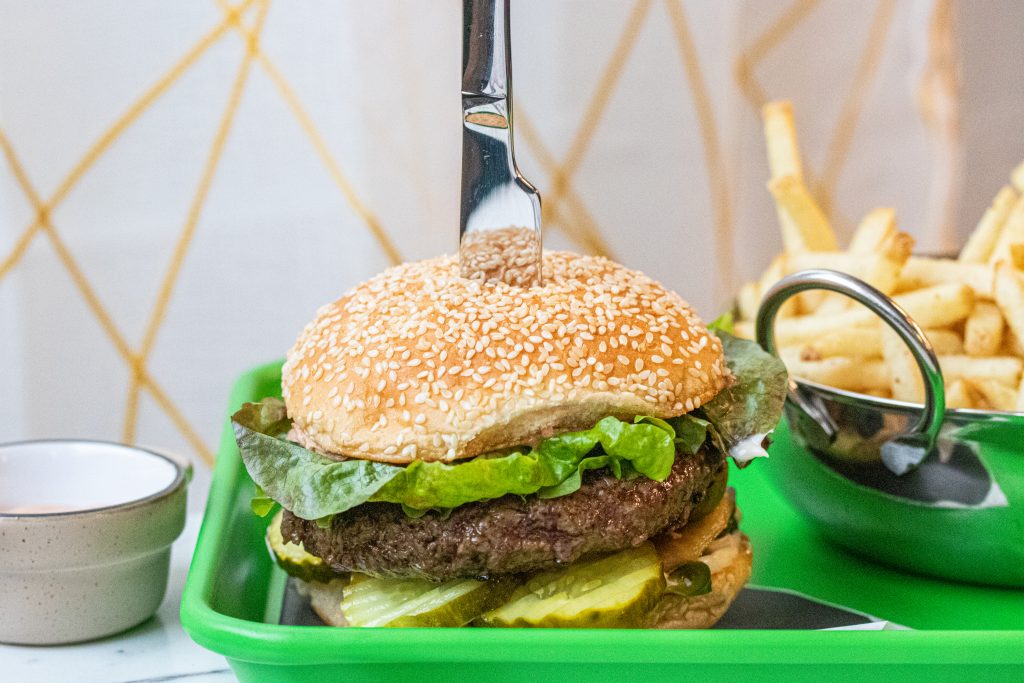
left=281, top=250, right=724, bottom=460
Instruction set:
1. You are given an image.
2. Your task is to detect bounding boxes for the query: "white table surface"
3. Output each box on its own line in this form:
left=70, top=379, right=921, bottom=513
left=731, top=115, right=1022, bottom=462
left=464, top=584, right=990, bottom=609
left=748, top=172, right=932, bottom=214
left=0, top=513, right=235, bottom=683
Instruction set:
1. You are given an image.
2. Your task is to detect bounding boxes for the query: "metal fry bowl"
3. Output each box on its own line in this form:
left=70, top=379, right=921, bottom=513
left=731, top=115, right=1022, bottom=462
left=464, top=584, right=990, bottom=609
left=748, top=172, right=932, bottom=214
left=755, top=269, right=1024, bottom=587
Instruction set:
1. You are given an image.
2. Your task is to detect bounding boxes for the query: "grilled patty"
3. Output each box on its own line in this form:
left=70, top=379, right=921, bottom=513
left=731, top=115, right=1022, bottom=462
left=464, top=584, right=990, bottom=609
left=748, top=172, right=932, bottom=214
left=282, top=446, right=724, bottom=581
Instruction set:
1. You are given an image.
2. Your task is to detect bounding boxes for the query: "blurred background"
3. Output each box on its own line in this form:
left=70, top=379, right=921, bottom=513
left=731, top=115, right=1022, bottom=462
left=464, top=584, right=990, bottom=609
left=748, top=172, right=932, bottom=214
left=2, top=0, right=1023, bottom=501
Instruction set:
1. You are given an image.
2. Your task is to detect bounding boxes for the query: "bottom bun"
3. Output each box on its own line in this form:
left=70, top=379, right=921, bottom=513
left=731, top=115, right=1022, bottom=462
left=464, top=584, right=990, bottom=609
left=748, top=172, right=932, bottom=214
left=645, top=533, right=752, bottom=629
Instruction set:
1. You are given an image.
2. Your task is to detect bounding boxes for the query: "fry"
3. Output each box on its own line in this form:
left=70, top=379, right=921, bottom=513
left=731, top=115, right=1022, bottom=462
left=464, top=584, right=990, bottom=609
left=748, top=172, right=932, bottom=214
left=893, top=284, right=976, bottom=328
left=1003, top=329, right=1024, bottom=356
left=945, top=379, right=979, bottom=410
left=994, top=262, right=1024, bottom=349
left=971, top=378, right=1018, bottom=412
left=1012, top=159, right=1024, bottom=193
left=1012, top=244, right=1024, bottom=270
left=770, top=309, right=876, bottom=347
left=959, top=185, right=1017, bottom=263
left=1017, top=376, right=1024, bottom=412
left=762, top=102, right=814, bottom=255
left=783, top=252, right=882, bottom=281
left=924, top=328, right=964, bottom=355
left=762, top=101, right=803, bottom=180
left=990, top=194, right=1024, bottom=264
left=780, top=349, right=889, bottom=392
left=768, top=175, right=839, bottom=252
left=799, top=328, right=882, bottom=360
left=849, top=208, right=897, bottom=253
left=769, top=281, right=974, bottom=347
left=883, top=329, right=923, bottom=402
left=938, top=354, right=1023, bottom=386
left=734, top=320, right=755, bottom=340
left=898, top=258, right=995, bottom=298
left=811, top=209, right=900, bottom=316
left=860, top=388, right=892, bottom=399
left=787, top=232, right=911, bottom=296
left=964, top=301, right=1005, bottom=357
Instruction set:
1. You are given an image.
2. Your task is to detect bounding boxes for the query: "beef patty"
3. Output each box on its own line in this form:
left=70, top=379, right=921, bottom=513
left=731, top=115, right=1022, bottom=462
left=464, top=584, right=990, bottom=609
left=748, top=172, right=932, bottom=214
left=282, top=446, right=724, bottom=581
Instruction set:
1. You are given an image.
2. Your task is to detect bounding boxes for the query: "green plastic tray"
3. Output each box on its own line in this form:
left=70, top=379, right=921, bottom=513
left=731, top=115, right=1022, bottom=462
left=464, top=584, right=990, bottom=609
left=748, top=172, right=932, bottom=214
left=181, top=362, right=1024, bottom=682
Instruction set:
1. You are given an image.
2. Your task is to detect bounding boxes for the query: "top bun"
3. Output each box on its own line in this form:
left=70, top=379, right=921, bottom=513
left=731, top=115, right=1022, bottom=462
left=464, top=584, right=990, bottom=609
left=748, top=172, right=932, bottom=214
left=282, top=251, right=729, bottom=464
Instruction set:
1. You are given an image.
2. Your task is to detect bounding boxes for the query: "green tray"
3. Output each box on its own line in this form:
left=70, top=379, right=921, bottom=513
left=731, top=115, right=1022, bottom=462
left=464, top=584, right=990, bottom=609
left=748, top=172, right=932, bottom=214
left=181, top=362, right=1024, bottom=682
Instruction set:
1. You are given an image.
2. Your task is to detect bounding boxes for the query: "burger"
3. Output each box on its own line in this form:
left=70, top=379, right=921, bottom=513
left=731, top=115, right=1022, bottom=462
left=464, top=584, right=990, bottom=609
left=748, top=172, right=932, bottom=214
left=233, top=250, right=787, bottom=628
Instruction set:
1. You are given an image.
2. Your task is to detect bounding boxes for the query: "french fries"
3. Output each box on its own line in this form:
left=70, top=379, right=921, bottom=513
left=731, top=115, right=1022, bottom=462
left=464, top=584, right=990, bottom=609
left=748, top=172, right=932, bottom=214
left=971, top=379, right=1017, bottom=412
left=882, top=329, right=923, bottom=402
left=964, top=301, right=1004, bottom=357
left=1013, top=160, right=1024, bottom=193
left=995, top=262, right=1024, bottom=346
left=798, top=328, right=882, bottom=360
left=762, top=102, right=818, bottom=255
left=768, top=176, right=839, bottom=252
left=849, top=207, right=897, bottom=254
left=923, top=328, right=964, bottom=355
left=959, top=185, right=1016, bottom=263
left=990, top=195, right=1024, bottom=265
left=898, top=258, right=995, bottom=298
left=779, top=349, right=890, bottom=393
left=938, top=355, right=1023, bottom=386
left=739, top=100, right=1024, bottom=412
left=945, top=380, right=979, bottom=410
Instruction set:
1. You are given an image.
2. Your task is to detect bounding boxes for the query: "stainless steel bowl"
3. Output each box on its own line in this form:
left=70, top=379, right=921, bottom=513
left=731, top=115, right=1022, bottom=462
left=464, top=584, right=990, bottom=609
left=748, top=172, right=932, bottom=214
left=755, top=269, right=1024, bottom=587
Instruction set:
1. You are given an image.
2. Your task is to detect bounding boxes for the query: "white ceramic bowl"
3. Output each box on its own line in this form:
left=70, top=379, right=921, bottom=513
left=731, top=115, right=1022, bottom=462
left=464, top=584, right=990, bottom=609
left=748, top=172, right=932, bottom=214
left=0, top=440, right=188, bottom=645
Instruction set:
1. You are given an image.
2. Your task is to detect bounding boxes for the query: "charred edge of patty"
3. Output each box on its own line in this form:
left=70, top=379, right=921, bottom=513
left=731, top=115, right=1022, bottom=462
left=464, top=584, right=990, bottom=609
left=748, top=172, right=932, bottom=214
left=282, top=446, right=725, bottom=581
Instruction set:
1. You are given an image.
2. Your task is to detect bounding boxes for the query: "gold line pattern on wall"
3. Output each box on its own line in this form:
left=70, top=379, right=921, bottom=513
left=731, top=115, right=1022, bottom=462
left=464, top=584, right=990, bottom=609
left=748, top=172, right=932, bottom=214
left=813, top=0, right=897, bottom=222
left=665, top=0, right=736, bottom=298
left=516, top=109, right=616, bottom=259
left=122, top=0, right=274, bottom=445
left=0, top=0, right=260, bottom=283
left=216, top=0, right=404, bottom=267
left=0, top=131, right=214, bottom=462
left=734, top=0, right=821, bottom=110
left=541, top=0, right=653, bottom=233
left=0, top=1, right=956, bottom=466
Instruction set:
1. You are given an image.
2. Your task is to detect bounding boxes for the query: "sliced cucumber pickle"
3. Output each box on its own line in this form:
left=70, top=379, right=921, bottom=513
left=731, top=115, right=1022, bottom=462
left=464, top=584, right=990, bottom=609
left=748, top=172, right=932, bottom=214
left=478, top=543, right=666, bottom=628
left=341, top=574, right=518, bottom=627
left=266, top=510, right=340, bottom=583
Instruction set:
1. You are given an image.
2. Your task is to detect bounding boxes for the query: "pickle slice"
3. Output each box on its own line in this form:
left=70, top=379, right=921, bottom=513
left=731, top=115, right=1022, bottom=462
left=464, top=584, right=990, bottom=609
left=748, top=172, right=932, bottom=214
left=478, top=543, right=666, bottom=628
left=341, top=574, right=518, bottom=627
left=265, top=510, right=340, bottom=583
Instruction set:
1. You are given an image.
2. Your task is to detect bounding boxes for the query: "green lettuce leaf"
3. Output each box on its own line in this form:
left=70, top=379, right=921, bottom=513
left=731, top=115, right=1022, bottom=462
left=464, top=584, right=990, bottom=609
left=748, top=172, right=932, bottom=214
left=707, top=311, right=735, bottom=335
left=233, top=328, right=787, bottom=519
left=250, top=484, right=277, bottom=517
left=233, top=400, right=403, bottom=520
left=233, top=400, right=678, bottom=520
left=697, top=330, right=788, bottom=459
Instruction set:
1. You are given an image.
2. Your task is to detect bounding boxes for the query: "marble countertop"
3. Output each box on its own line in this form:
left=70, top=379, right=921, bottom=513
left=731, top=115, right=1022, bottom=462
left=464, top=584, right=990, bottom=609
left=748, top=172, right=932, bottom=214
left=1, top=513, right=234, bottom=683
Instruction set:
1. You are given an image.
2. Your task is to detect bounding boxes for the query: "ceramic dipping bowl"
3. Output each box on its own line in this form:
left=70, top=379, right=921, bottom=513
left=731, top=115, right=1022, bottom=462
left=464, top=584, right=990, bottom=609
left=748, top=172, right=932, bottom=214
left=0, top=440, right=188, bottom=645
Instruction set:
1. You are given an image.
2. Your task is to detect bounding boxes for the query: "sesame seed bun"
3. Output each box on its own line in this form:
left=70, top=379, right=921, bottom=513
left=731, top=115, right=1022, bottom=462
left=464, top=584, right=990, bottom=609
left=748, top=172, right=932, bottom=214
left=282, top=251, right=729, bottom=463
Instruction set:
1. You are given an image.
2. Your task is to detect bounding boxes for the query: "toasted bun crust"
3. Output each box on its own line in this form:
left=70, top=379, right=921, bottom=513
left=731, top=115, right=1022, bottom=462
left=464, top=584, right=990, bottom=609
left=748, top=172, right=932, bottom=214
left=283, top=251, right=729, bottom=463
left=646, top=533, right=752, bottom=630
